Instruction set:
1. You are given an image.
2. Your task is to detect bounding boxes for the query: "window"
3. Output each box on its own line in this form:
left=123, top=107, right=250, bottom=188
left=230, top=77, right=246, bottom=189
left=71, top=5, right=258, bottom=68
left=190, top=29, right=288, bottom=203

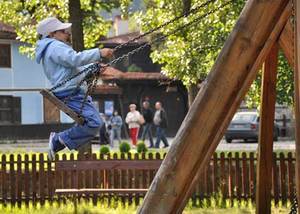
left=0, top=44, right=11, bottom=68
left=0, top=95, right=21, bottom=124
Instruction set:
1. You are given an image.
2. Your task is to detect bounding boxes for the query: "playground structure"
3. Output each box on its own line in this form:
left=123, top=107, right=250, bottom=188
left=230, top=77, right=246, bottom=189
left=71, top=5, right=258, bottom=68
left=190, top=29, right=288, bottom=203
left=137, top=0, right=300, bottom=213
left=35, top=0, right=300, bottom=213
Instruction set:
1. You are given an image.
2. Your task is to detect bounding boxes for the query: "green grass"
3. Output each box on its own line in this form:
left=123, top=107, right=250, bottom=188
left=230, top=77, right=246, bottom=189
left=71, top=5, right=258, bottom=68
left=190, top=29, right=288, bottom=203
left=0, top=200, right=291, bottom=214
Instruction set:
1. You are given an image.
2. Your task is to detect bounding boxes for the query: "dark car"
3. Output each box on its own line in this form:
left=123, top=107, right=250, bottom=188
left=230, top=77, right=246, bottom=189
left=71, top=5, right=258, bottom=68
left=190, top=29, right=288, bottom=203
left=225, top=111, right=279, bottom=143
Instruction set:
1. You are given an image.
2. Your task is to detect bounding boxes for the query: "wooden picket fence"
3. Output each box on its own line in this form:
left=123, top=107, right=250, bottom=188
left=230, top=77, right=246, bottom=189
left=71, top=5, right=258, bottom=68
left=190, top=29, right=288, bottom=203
left=0, top=152, right=296, bottom=207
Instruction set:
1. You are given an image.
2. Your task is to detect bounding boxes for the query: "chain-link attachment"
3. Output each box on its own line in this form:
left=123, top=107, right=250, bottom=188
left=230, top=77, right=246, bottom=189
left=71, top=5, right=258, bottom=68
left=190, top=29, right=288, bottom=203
left=48, top=0, right=234, bottom=121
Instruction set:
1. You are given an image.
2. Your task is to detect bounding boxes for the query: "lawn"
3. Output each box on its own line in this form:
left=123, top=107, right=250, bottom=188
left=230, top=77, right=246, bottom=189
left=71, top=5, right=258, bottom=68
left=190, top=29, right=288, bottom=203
left=0, top=201, right=291, bottom=214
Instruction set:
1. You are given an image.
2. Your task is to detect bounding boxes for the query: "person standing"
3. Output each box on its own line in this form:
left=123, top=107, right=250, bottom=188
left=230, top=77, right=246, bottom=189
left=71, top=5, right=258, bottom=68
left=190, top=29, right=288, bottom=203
left=110, top=110, right=123, bottom=146
left=125, top=104, right=141, bottom=147
left=35, top=17, right=113, bottom=160
left=141, top=101, right=154, bottom=148
left=153, top=102, right=169, bottom=148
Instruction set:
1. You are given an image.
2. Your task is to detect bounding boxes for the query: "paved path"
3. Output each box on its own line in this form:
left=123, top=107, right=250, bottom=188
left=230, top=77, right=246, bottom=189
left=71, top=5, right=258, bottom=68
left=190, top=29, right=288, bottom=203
left=0, top=138, right=295, bottom=153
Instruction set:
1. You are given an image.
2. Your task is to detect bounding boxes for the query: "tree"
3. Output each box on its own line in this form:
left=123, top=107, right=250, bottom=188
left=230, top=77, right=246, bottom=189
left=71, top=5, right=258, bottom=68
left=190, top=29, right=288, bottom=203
left=0, top=0, right=131, bottom=55
left=134, top=0, right=294, bottom=107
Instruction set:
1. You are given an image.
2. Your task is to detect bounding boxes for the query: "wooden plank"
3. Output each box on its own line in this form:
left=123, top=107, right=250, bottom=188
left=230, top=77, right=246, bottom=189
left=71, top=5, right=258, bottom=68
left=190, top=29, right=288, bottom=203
left=249, top=152, right=255, bottom=202
left=235, top=153, right=241, bottom=201
left=39, top=154, right=45, bottom=206
left=272, top=153, right=280, bottom=205
left=32, top=154, right=37, bottom=206
left=24, top=155, right=30, bottom=206
left=47, top=156, right=54, bottom=204
left=55, top=160, right=162, bottom=171
left=1, top=155, right=7, bottom=205
left=138, top=1, right=291, bottom=213
left=40, top=89, right=84, bottom=125
left=55, top=188, right=148, bottom=194
left=9, top=154, right=15, bottom=206
left=279, top=20, right=294, bottom=67
left=287, top=152, right=294, bottom=202
left=43, top=96, right=60, bottom=124
left=16, top=155, right=22, bottom=207
left=279, top=153, right=287, bottom=205
left=294, top=0, right=300, bottom=212
left=256, top=43, right=278, bottom=214
left=242, top=153, right=249, bottom=199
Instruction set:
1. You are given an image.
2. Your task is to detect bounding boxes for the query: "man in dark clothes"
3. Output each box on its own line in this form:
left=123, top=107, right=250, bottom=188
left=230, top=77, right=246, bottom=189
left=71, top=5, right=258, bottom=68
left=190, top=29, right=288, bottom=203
left=141, top=101, right=154, bottom=148
left=153, top=101, right=169, bottom=148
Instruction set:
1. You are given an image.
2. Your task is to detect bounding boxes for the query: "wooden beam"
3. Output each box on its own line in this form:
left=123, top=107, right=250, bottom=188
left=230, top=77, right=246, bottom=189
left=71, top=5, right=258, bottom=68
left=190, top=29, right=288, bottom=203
left=40, top=89, right=85, bottom=125
left=279, top=20, right=294, bottom=67
left=294, top=0, right=300, bottom=212
left=138, top=1, right=291, bottom=213
left=256, top=44, right=278, bottom=214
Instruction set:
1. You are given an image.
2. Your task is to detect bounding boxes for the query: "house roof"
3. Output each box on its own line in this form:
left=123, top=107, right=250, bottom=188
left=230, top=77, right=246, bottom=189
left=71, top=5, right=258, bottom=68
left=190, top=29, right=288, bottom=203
left=0, top=22, right=16, bottom=39
left=100, top=66, right=169, bottom=81
left=100, top=31, right=147, bottom=45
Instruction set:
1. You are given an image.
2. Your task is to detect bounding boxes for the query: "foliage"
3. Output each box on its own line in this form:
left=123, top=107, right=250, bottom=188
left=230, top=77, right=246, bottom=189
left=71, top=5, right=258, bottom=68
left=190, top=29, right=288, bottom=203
left=119, top=141, right=131, bottom=153
left=134, top=0, right=294, bottom=107
left=136, top=142, right=148, bottom=153
left=0, top=0, right=131, bottom=57
left=100, top=146, right=110, bottom=155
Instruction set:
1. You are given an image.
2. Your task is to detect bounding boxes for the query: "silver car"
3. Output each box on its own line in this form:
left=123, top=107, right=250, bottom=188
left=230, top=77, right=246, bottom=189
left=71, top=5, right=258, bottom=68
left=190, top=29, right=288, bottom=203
left=225, top=111, right=279, bottom=143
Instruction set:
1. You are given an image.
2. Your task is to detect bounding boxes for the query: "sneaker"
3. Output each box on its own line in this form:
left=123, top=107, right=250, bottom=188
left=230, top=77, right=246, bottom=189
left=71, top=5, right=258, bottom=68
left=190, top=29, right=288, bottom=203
left=48, top=132, right=56, bottom=161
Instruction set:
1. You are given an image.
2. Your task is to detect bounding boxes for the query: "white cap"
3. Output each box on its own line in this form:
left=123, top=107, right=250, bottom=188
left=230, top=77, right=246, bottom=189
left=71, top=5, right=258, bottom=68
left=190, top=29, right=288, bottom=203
left=37, top=17, right=72, bottom=38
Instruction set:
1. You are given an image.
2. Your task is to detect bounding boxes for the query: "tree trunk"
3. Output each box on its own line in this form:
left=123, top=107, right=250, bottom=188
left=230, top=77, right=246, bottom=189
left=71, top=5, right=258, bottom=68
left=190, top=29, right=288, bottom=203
left=188, top=84, right=198, bottom=107
left=68, top=0, right=84, bottom=51
left=69, top=0, right=88, bottom=155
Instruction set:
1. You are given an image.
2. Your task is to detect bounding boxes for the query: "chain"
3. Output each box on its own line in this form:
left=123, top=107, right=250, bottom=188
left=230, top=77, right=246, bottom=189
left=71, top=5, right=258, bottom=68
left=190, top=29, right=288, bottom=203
left=48, top=0, right=233, bottom=122
left=112, top=0, right=217, bottom=52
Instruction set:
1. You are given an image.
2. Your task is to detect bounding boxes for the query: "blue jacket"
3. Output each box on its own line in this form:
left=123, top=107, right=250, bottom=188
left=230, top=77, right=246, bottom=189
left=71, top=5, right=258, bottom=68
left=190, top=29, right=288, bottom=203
left=35, top=38, right=101, bottom=93
left=110, top=115, right=123, bottom=129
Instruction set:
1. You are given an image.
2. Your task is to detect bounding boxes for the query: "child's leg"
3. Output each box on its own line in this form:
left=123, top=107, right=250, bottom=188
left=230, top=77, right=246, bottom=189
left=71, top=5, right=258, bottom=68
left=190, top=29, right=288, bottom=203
left=54, top=91, right=102, bottom=150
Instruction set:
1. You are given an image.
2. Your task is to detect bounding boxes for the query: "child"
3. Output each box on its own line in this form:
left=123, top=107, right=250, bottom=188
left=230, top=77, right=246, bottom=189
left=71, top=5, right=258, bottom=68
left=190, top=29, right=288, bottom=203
left=35, top=17, right=113, bottom=160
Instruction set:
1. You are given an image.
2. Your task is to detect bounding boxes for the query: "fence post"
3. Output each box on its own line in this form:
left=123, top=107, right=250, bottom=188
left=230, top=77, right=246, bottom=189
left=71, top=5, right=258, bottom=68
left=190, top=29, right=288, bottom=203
left=1, top=155, right=7, bottom=206
left=16, top=154, right=22, bottom=208
left=10, top=154, right=16, bottom=206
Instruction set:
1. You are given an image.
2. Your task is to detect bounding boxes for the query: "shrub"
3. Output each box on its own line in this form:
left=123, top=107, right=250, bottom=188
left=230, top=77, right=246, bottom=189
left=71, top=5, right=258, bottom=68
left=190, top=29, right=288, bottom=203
left=100, top=146, right=110, bottom=155
left=119, top=142, right=131, bottom=153
left=137, top=142, right=148, bottom=153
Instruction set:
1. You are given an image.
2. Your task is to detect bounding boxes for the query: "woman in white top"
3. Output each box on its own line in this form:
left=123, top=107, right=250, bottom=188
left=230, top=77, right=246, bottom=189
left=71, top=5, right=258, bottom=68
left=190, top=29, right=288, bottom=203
left=125, top=104, right=141, bottom=146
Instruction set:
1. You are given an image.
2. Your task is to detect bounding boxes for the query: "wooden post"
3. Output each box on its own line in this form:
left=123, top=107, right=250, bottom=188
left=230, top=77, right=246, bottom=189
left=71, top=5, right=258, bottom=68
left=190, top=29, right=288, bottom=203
left=279, top=20, right=294, bottom=67
left=294, top=0, right=300, bottom=212
left=138, top=1, right=291, bottom=213
left=256, top=44, right=278, bottom=214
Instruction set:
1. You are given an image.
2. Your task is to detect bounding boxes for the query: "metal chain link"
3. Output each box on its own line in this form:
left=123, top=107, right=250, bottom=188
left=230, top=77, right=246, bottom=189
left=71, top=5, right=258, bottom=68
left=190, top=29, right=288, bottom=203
left=48, top=0, right=233, bottom=122
left=112, top=0, right=217, bottom=52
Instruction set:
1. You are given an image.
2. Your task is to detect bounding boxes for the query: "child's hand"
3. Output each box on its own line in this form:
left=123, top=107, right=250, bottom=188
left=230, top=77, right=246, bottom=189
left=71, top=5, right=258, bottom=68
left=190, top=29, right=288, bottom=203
left=100, top=48, right=114, bottom=58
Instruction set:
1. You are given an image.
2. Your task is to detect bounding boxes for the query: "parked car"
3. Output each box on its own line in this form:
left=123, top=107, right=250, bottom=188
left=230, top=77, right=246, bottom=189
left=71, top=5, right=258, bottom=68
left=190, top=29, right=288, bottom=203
left=225, top=111, right=279, bottom=143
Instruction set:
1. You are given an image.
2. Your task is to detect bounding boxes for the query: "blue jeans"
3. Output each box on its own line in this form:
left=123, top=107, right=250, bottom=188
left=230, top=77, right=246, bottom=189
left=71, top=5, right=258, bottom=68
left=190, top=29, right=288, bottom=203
left=53, top=89, right=102, bottom=150
left=110, top=128, right=122, bottom=146
left=155, top=126, right=169, bottom=148
left=141, top=123, right=154, bottom=147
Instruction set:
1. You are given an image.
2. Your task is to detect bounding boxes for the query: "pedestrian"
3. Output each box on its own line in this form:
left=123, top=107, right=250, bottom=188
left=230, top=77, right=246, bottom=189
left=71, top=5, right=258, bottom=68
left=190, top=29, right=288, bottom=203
left=99, top=113, right=111, bottom=146
left=141, top=101, right=154, bottom=148
left=153, top=102, right=169, bottom=148
left=125, top=104, right=142, bottom=147
left=35, top=17, right=113, bottom=160
left=110, top=110, right=123, bottom=146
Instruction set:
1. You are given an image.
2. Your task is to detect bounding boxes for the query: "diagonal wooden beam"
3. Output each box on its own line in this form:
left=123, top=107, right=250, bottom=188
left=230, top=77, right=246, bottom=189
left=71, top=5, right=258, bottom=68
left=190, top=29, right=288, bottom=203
left=294, top=0, right=300, bottom=212
left=279, top=19, right=294, bottom=67
left=138, top=1, right=291, bottom=213
left=256, top=43, right=278, bottom=214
